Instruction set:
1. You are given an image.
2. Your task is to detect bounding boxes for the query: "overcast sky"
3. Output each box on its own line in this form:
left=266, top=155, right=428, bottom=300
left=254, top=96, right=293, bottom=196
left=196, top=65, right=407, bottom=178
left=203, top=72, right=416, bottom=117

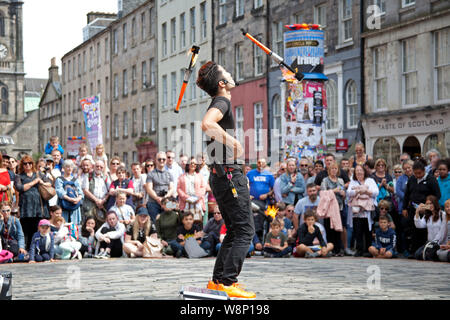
left=23, top=0, right=117, bottom=79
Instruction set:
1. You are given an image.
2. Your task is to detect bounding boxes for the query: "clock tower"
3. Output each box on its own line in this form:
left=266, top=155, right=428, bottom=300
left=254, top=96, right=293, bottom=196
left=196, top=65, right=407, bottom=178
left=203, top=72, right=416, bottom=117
left=0, top=0, right=28, bottom=156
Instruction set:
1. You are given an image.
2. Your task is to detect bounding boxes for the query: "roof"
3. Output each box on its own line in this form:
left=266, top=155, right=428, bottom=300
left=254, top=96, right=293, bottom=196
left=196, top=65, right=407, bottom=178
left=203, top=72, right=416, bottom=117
left=24, top=78, right=47, bottom=94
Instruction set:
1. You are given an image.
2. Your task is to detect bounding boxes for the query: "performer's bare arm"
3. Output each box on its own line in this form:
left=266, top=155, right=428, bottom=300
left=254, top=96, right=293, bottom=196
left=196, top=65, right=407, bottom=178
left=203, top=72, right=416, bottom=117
left=201, top=108, right=243, bottom=159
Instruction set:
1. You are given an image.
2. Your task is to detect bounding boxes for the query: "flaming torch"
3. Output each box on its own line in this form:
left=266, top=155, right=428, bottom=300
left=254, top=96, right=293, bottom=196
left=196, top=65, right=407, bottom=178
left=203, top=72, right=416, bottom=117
left=174, top=45, right=200, bottom=113
left=241, top=29, right=304, bottom=82
left=265, top=205, right=279, bottom=220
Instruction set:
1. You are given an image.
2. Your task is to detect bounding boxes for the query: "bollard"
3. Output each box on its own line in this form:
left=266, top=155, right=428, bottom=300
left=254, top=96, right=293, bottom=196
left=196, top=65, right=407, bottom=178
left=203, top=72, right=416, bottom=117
left=0, top=271, right=12, bottom=300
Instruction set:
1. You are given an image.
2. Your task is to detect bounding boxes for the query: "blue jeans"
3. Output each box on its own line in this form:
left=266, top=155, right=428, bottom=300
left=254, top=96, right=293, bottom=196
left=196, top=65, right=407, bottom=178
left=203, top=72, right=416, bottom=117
left=146, top=201, right=163, bottom=223
left=216, top=243, right=255, bottom=255
left=264, top=247, right=293, bottom=257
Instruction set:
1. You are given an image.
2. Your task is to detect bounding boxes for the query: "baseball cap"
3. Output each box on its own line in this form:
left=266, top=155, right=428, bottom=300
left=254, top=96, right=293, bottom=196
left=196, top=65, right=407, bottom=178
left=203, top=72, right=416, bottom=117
left=38, top=219, right=51, bottom=227
left=43, top=154, right=54, bottom=162
left=136, top=206, right=149, bottom=216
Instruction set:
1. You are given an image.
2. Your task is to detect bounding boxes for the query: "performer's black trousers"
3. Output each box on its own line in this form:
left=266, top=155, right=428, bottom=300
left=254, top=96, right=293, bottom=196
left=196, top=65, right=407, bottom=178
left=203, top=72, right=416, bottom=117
left=210, top=168, right=255, bottom=286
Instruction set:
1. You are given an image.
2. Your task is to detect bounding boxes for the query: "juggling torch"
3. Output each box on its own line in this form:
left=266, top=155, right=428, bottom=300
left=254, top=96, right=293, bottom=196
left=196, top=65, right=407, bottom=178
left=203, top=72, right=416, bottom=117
left=174, top=45, right=200, bottom=113
left=241, top=29, right=304, bottom=82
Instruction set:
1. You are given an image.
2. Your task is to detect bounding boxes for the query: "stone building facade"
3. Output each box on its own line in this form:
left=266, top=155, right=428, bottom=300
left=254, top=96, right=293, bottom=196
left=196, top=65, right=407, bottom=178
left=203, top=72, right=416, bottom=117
left=156, top=0, right=213, bottom=159
left=361, top=0, right=450, bottom=166
left=39, top=58, right=62, bottom=154
left=0, top=0, right=38, bottom=158
left=61, top=0, right=158, bottom=165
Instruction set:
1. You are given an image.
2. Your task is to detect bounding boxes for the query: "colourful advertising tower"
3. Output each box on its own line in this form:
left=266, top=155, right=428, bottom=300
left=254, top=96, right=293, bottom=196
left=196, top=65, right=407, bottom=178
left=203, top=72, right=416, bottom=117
left=282, top=24, right=328, bottom=161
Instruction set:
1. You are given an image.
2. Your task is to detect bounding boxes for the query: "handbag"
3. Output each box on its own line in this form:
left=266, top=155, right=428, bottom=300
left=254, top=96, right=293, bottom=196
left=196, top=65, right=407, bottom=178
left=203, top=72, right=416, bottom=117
left=38, top=183, right=56, bottom=201
left=143, top=236, right=163, bottom=258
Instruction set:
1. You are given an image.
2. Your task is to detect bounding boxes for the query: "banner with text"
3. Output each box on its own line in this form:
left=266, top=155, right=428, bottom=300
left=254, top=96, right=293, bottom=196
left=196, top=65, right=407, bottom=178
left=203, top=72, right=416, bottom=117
left=80, top=95, right=103, bottom=152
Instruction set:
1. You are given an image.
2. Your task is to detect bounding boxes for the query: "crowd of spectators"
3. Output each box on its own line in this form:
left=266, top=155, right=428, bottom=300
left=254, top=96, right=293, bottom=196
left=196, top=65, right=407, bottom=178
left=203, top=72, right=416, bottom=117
left=0, top=136, right=448, bottom=263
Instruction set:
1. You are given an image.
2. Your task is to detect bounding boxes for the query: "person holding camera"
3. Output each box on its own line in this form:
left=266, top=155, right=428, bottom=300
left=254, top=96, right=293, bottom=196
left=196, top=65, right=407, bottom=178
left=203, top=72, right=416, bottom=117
left=145, top=151, right=175, bottom=223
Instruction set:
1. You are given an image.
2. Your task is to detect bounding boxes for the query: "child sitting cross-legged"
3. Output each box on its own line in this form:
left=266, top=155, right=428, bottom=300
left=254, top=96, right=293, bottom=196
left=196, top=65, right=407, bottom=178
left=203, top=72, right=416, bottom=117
left=263, top=220, right=292, bottom=258
left=28, top=219, right=55, bottom=263
left=293, top=209, right=334, bottom=258
left=368, top=215, right=397, bottom=259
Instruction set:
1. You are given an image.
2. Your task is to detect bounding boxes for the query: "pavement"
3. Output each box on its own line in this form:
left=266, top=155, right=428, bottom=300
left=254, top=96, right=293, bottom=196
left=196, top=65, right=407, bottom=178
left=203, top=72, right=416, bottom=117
left=1, top=256, right=449, bottom=300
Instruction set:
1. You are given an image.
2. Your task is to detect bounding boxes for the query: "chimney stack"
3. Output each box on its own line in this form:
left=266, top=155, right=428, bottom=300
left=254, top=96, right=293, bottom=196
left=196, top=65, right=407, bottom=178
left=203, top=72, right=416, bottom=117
left=49, top=57, right=60, bottom=82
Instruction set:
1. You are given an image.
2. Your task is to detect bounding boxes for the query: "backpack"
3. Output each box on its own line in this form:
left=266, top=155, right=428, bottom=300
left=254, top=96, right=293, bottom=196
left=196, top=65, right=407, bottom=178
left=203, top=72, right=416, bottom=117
left=59, top=177, right=81, bottom=211
left=67, top=223, right=80, bottom=241
left=422, top=241, right=440, bottom=261
left=415, top=241, right=440, bottom=261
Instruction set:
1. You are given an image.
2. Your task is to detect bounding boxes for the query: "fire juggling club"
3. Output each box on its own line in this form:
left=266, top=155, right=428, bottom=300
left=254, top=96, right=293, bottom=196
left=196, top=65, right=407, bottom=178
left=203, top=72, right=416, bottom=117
left=174, top=45, right=200, bottom=113
left=241, top=29, right=304, bottom=82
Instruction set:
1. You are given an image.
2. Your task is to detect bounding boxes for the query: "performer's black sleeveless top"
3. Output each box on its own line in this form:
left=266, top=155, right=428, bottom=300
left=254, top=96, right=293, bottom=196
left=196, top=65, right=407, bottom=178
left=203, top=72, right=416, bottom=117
left=206, top=96, right=235, bottom=165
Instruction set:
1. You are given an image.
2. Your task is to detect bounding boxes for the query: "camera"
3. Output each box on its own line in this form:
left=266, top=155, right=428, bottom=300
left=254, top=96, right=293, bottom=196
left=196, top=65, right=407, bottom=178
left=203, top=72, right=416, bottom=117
left=157, top=190, right=168, bottom=197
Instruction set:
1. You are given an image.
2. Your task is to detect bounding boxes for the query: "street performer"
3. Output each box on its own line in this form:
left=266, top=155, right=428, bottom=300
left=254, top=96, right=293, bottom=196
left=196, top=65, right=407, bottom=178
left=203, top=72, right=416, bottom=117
left=197, top=61, right=256, bottom=299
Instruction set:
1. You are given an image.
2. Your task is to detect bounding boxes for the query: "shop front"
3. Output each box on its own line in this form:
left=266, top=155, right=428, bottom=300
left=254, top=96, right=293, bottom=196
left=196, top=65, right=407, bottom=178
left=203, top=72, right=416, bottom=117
left=362, top=105, right=450, bottom=167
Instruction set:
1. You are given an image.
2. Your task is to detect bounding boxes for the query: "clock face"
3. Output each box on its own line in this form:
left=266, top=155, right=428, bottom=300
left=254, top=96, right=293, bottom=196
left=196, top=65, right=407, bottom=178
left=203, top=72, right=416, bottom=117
left=0, top=44, right=8, bottom=59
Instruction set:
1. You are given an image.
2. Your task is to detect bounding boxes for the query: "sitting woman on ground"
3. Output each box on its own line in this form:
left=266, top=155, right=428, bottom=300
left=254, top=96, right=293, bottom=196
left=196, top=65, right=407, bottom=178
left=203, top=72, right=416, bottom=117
left=123, top=205, right=158, bottom=258
left=79, top=216, right=97, bottom=258
left=0, top=201, right=26, bottom=259
left=413, top=195, right=447, bottom=260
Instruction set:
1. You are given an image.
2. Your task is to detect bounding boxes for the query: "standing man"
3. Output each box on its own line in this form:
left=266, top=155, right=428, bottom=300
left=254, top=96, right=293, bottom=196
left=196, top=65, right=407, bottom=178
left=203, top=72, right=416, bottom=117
left=81, top=160, right=109, bottom=226
left=145, top=151, right=175, bottom=223
left=247, top=158, right=275, bottom=241
left=198, top=61, right=255, bottom=299
left=165, top=150, right=183, bottom=198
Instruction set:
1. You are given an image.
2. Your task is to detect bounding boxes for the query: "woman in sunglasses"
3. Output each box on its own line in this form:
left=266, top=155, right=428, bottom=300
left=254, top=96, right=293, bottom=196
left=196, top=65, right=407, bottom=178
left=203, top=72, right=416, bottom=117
left=107, top=156, right=122, bottom=183
left=14, top=155, right=52, bottom=249
left=144, top=160, right=155, bottom=174
left=0, top=201, right=27, bottom=259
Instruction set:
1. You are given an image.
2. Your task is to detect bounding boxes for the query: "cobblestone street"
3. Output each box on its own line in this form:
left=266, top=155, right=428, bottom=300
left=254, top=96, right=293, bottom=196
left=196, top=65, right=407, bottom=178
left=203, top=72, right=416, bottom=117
left=1, top=256, right=449, bottom=300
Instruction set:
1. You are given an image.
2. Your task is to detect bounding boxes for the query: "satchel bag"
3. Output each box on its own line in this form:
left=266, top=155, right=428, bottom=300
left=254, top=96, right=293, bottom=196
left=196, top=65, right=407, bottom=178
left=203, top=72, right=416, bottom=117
left=143, top=236, right=163, bottom=258
left=38, top=183, right=56, bottom=201
left=183, top=236, right=208, bottom=259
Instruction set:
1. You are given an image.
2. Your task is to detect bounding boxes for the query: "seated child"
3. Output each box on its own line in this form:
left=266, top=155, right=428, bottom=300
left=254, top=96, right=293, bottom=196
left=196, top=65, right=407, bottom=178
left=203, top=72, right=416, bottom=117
left=368, top=215, right=397, bottom=259
left=28, top=219, right=55, bottom=263
left=170, top=211, right=211, bottom=258
left=109, top=191, right=135, bottom=226
left=275, top=202, right=294, bottom=237
left=79, top=216, right=97, bottom=258
left=293, top=209, right=334, bottom=258
left=54, top=217, right=83, bottom=260
left=44, top=136, right=64, bottom=155
left=263, top=220, right=292, bottom=258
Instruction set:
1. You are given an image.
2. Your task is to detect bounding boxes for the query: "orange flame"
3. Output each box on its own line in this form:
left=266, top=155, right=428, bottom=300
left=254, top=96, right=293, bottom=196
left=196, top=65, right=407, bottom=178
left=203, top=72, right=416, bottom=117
left=281, top=67, right=297, bottom=82
left=265, top=205, right=278, bottom=219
